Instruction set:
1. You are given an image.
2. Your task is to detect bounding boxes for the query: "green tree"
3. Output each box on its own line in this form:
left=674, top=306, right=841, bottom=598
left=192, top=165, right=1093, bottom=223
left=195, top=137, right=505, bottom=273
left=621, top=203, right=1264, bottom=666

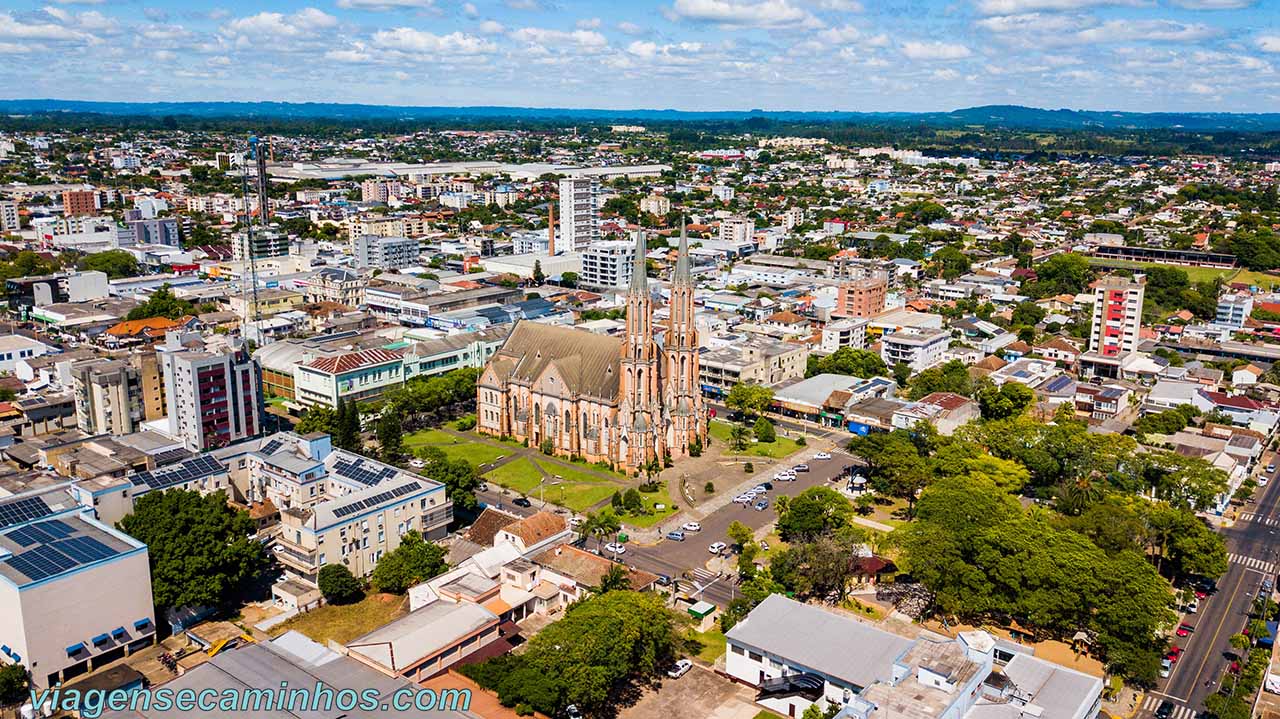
left=907, top=360, right=972, bottom=399
left=117, top=489, right=268, bottom=610
left=623, top=488, right=644, bottom=514
left=369, top=531, right=447, bottom=594
left=1010, top=301, right=1046, bottom=327
left=79, top=249, right=140, bottom=279
left=125, top=284, right=196, bottom=321
left=850, top=431, right=931, bottom=515
left=930, top=245, right=971, bottom=279
left=377, top=407, right=403, bottom=462
left=317, top=564, right=363, bottom=605
left=728, top=422, right=753, bottom=452
left=295, top=405, right=336, bottom=435
left=419, top=446, right=482, bottom=513
left=806, top=347, right=888, bottom=379
left=753, top=416, right=776, bottom=443
left=532, top=260, right=546, bottom=285
left=0, top=663, right=28, bottom=706
left=725, top=382, right=774, bottom=417
left=334, top=397, right=360, bottom=451
left=594, top=563, right=632, bottom=594
left=977, top=382, right=1036, bottom=420
left=560, top=271, right=578, bottom=288
left=776, top=486, right=853, bottom=542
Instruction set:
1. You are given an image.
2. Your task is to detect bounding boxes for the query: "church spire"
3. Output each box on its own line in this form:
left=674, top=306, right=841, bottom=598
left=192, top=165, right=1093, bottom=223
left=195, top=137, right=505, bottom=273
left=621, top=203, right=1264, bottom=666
left=629, top=229, right=648, bottom=293
left=674, top=216, right=691, bottom=286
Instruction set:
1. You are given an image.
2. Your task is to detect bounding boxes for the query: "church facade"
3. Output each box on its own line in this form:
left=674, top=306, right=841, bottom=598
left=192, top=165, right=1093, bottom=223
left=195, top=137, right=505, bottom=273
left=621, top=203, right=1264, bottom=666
left=475, top=225, right=707, bottom=473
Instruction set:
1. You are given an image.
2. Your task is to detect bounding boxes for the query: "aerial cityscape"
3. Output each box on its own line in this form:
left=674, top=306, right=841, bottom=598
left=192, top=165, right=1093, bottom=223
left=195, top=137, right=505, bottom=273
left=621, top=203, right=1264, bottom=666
left=1, top=2, right=1280, bottom=719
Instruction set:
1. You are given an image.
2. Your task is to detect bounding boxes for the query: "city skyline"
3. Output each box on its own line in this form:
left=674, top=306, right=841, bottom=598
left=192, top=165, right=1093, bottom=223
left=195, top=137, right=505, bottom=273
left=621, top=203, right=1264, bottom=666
left=0, top=0, right=1276, bottom=113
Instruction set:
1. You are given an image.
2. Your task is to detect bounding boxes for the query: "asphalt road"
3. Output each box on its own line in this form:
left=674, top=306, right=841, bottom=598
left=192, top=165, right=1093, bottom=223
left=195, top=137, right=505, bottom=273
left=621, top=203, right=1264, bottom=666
left=1147, top=456, right=1280, bottom=717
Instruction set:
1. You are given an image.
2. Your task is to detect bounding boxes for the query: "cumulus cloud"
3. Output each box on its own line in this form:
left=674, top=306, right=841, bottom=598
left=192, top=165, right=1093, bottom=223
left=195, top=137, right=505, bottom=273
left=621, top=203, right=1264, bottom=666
left=0, top=10, right=98, bottom=42
left=901, top=40, right=972, bottom=60
left=337, top=0, right=437, bottom=10
left=222, top=8, right=337, bottom=38
left=1259, top=35, right=1280, bottom=53
left=667, top=0, right=822, bottom=29
left=1074, top=19, right=1218, bottom=42
left=1169, top=0, right=1253, bottom=7
left=510, top=27, right=609, bottom=49
left=626, top=39, right=703, bottom=58
left=371, top=27, right=496, bottom=53
left=477, top=19, right=505, bottom=34
left=974, top=0, right=1144, bottom=14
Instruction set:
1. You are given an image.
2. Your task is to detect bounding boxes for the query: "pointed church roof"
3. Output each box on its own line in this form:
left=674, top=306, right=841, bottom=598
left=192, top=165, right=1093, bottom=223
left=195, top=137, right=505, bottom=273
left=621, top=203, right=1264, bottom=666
left=674, top=216, right=691, bottom=286
left=629, top=230, right=648, bottom=293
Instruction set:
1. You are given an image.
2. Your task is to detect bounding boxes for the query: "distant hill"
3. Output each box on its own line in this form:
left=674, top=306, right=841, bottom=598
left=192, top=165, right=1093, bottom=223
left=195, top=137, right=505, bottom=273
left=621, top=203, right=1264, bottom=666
left=3, top=99, right=1280, bottom=132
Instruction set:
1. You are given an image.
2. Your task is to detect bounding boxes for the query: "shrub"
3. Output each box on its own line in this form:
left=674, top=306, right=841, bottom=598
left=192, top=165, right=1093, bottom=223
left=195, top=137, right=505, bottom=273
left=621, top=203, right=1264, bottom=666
left=539, top=438, right=554, bottom=455
left=454, top=416, right=476, bottom=431
left=796, top=435, right=807, bottom=446
left=704, top=481, right=715, bottom=494
left=744, top=462, right=754, bottom=474
left=753, top=417, right=776, bottom=443
left=317, top=564, right=362, bottom=605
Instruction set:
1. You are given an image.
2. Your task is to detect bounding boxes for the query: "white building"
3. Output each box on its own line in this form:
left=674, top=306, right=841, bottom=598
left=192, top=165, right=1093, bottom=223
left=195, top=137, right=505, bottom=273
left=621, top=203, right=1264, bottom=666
left=558, top=177, right=601, bottom=253
left=640, top=194, right=671, bottom=216
left=712, top=185, right=736, bottom=202
left=820, top=318, right=868, bottom=353
left=0, top=334, right=51, bottom=372
left=1088, top=277, right=1144, bottom=357
left=880, top=327, right=949, bottom=372
left=580, top=239, right=636, bottom=289
left=720, top=216, right=755, bottom=245
left=354, top=235, right=420, bottom=270
left=0, top=200, right=18, bottom=232
left=158, top=333, right=263, bottom=451
left=1216, top=293, right=1253, bottom=329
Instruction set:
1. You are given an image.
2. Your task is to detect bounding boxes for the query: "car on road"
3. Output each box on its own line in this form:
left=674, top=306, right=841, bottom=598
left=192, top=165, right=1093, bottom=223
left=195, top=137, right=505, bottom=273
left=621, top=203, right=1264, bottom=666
left=753, top=484, right=771, bottom=494
left=1155, top=700, right=1174, bottom=719
left=793, top=464, right=810, bottom=472
left=565, top=705, right=584, bottom=719
left=774, top=471, right=796, bottom=482
left=734, top=494, right=752, bottom=504
left=1186, top=599, right=1199, bottom=614
left=604, top=542, right=626, bottom=555
left=813, top=452, right=832, bottom=460
left=513, top=496, right=532, bottom=508
left=1262, top=477, right=1270, bottom=487
left=682, top=522, right=702, bottom=532
left=1269, top=463, right=1276, bottom=473
left=655, top=574, right=672, bottom=586
left=1160, top=658, right=1172, bottom=678
left=708, top=541, right=727, bottom=554
left=1166, top=646, right=1182, bottom=663
left=754, top=499, right=770, bottom=511
left=666, top=531, right=686, bottom=542
left=667, top=658, right=693, bottom=678
left=1176, top=624, right=1193, bottom=637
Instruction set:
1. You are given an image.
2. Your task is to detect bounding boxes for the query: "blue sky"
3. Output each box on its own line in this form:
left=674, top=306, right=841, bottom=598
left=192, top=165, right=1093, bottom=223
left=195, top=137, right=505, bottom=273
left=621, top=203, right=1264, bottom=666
left=0, top=0, right=1277, bottom=112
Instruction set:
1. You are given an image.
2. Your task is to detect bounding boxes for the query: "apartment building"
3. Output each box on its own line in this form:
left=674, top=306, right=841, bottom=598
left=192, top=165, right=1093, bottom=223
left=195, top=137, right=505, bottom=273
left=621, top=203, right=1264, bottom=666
left=1088, top=277, right=1144, bottom=357
left=294, top=347, right=405, bottom=408
left=880, top=327, right=949, bottom=372
left=558, top=177, right=601, bottom=253
left=1216, top=293, right=1253, bottom=328
left=820, top=318, right=868, bottom=352
left=719, top=216, right=754, bottom=245
left=835, top=272, right=888, bottom=318
left=228, top=288, right=304, bottom=319
left=580, top=239, right=636, bottom=289
left=699, top=338, right=809, bottom=398
left=242, top=433, right=452, bottom=583
left=639, top=194, right=670, bottom=216
left=158, top=334, right=263, bottom=451
left=0, top=200, right=18, bottom=232
left=232, top=228, right=289, bottom=262
left=0, top=491, right=156, bottom=689
left=360, top=179, right=402, bottom=203
left=119, top=218, right=180, bottom=247
left=355, top=235, right=420, bottom=270
left=712, top=185, right=735, bottom=202
left=62, top=189, right=99, bottom=216
left=71, top=359, right=145, bottom=436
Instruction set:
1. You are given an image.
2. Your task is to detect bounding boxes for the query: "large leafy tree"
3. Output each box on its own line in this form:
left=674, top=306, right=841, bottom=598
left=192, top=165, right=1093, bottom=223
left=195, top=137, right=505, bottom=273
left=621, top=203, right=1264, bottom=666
left=976, top=382, right=1036, bottom=421
left=333, top=397, right=360, bottom=451
left=369, top=531, right=447, bottom=594
left=79, top=249, right=140, bottom=279
left=317, top=564, right=362, bottom=605
left=907, top=360, right=972, bottom=399
left=418, top=446, right=481, bottom=512
left=377, top=406, right=403, bottom=462
left=295, top=405, right=336, bottom=435
left=118, top=489, right=268, bottom=610
left=806, top=347, right=888, bottom=379
left=125, top=284, right=196, bottom=321
left=775, top=486, right=853, bottom=542
left=0, top=663, right=27, bottom=706
left=850, top=430, right=931, bottom=515
left=725, top=382, right=774, bottom=417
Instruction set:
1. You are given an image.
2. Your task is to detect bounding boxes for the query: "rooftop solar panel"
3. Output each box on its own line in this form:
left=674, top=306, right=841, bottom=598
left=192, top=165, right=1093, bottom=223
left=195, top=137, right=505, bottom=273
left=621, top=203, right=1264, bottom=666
left=0, top=497, right=53, bottom=529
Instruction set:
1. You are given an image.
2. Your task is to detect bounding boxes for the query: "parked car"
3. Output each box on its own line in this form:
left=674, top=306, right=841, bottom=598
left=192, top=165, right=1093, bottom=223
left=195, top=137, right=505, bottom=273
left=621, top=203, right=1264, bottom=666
left=708, top=542, right=727, bottom=554
left=734, top=494, right=752, bottom=504
left=682, top=522, right=702, bottom=532
left=568, top=516, right=585, bottom=527
left=666, top=531, right=686, bottom=542
left=655, top=574, right=672, bottom=586
left=1160, top=658, right=1172, bottom=678
left=813, top=452, right=832, bottom=460
left=774, top=472, right=796, bottom=482
left=754, top=499, right=770, bottom=511
left=1166, top=646, right=1182, bottom=663
left=1176, top=624, right=1193, bottom=637
left=667, top=658, right=693, bottom=679
left=1186, top=599, right=1199, bottom=614
left=793, top=464, right=810, bottom=472
left=408, top=458, right=426, bottom=469
left=604, top=542, right=626, bottom=555
left=513, top=496, right=532, bottom=508
left=565, top=705, right=584, bottom=719
left=1268, top=463, right=1276, bottom=473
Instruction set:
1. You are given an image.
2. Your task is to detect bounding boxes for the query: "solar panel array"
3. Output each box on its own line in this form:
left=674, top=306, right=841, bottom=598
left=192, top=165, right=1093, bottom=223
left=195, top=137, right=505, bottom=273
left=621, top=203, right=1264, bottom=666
left=3, top=535, right=119, bottom=582
left=0, top=497, right=53, bottom=529
left=5, top=519, right=74, bottom=547
left=332, top=457, right=401, bottom=487
left=331, top=481, right=420, bottom=519
left=260, top=439, right=285, bottom=455
left=131, top=455, right=225, bottom=490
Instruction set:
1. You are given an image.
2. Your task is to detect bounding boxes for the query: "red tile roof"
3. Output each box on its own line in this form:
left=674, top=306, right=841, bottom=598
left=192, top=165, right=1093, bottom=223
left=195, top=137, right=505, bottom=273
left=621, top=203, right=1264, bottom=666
left=305, top=348, right=403, bottom=374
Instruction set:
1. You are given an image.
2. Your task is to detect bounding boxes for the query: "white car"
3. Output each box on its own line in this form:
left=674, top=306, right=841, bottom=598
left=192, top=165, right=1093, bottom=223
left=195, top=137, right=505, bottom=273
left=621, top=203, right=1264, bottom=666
left=708, top=542, right=727, bottom=554
left=568, top=516, right=585, bottom=527
left=667, top=658, right=693, bottom=678
left=682, top=522, right=702, bottom=532
left=775, top=472, right=796, bottom=482
left=813, top=452, right=832, bottom=460
left=408, top=458, right=426, bottom=468
left=734, top=494, right=752, bottom=504
left=604, top=542, right=626, bottom=555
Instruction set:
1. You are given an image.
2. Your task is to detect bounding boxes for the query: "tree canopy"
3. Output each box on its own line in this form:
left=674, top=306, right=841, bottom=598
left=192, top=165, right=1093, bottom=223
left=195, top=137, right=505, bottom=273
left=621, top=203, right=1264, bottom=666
left=806, top=347, right=887, bottom=379
left=725, top=382, right=774, bottom=417
left=368, top=530, right=447, bottom=594
left=79, top=249, right=140, bottom=279
left=125, top=284, right=195, bottom=321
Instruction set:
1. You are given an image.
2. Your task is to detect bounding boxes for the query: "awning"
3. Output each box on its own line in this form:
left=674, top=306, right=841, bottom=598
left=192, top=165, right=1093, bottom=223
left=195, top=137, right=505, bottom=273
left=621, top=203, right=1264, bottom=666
left=91, top=634, right=110, bottom=647
left=133, top=618, right=151, bottom=630
left=66, top=643, right=85, bottom=656
left=110, top=627, right=127, bottom=639
left=1, top=645, right=9, bottom=657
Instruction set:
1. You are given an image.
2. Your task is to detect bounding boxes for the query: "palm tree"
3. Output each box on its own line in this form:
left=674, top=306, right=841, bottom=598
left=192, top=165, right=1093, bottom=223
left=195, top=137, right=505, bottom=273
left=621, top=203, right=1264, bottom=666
left=594, top=564, right=630, bottom=594
left=593, top=510, right=622, bottom=551
left=1056, top=476, right=1102, bottom=516
left=576, top=511, right=596, bottom=545
left=728, top=422, right=752, bottom=453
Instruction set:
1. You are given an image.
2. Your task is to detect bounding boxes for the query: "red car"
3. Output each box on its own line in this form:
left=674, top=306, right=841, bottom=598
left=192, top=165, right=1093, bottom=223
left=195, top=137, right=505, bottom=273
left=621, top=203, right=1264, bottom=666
left=1230, top=660, right=1241, bottom=673
left=1167, top=646, right=1182, bottom=663
left=1195, top=589, right=1208, bottom=599
left=1176, top=624, right=1194, bottom=637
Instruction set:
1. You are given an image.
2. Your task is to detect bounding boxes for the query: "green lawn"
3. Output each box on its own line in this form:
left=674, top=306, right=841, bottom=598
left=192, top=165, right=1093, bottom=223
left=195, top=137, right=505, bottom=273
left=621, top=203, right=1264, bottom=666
left=538, top=460, right=618, bottom=485
left=1085, top=257, right=1280, bottom=288
left=270, top=592, right=407, bottom=645
left=709, top=420, right=804, bottom=459
left=555, top=484, right=618, bottom=513
left=404, top=428, right=463, bottom=449
left=483, top=458, right=545, bottom=495
left=687, top=627, right=727, bottom=664
left=437, top=442, right=509, bottom=468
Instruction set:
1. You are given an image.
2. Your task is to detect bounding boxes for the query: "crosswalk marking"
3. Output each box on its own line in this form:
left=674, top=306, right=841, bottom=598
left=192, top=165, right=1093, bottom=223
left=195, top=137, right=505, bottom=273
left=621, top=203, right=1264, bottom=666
left=690, top=567, right=719, bottom=585
left=1229, top=553, right=1276, bottom=574
left=1141, top=696, right=1195, bottom=719
left=1239, top=512, right=1280, bottom=526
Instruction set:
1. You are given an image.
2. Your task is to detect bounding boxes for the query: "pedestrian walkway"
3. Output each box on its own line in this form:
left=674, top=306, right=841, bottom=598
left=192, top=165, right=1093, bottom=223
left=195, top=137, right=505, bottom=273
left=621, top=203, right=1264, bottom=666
left=1229, top=552, right=1277, bottom=574
left=1239, top=511, right=1280, bottom=526
left=1139, top=695, right=1194, bottom=719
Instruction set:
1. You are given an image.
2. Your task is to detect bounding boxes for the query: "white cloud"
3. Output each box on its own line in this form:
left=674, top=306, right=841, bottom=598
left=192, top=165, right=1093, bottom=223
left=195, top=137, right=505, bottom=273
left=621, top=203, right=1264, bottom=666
left=505, top=0, right=542, bottom=8
left=510, top=27, right=609, bottom=49
left=1259, top=35, right=1280, bottom=53
left=816, top=23, right=861, bottom=43
left=667, top=0, right=821, bottom=29
left=974, top=0, right=1144, bottom=14
left=1187, top=81, right=1216, bottom=94
left=222, top=8, right=337, bottom=38
left=576, top=17, right=602, bottom=29
left=337, top=0, right=436, bottom=10
left=1074, top=19, right=1217, bottom=42
left=153, top=49, right=176, bottom=61
left=626, top=40, right=703, bottom=58
left=0, top=10, right=97, bottom=42
left=617, top=21, right=646, bottom=35
left=1169, top=0, right=1252, bottom=7
left=901, top=40, right=972, bottom=60
left=477, top=20, right=505, bottom=34
left=809, top=0, right=863, bottom=10
left=206, top=55, right=232, bottom=66
left=975, top=12, right=1085, bottom=35
left=371, top=27, right=496, bottom=54
left=462, top=2, right=479, bottom=15
left=393, top=70, right=410, bottom=80
left=47, top=0, right=104, bottom=4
